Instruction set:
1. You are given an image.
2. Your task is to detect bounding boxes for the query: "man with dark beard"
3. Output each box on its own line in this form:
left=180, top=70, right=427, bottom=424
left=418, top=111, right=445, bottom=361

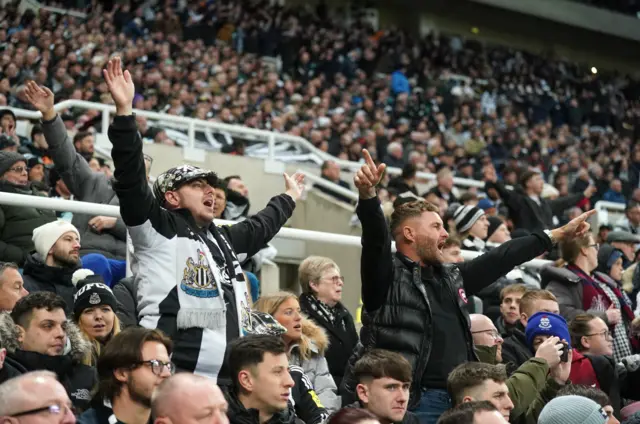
left=77, top=327, right=173, bottom=424
left=22, top=220, right=81, bottom=314
left=341, top=149, right=596, bottom=424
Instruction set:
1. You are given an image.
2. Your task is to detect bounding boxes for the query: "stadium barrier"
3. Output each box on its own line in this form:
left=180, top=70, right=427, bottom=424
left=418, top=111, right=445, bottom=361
left=0, top=192, right=553, bottom=269
left=7, top=101, right=485, bottom=188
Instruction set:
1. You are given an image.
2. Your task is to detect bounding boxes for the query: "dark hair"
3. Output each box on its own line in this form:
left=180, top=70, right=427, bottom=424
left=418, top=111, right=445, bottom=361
left=97, top=327, right=173, bottom=402
left=328, top=408, right=379, bottom=424
left=223, top=175, right=242, bottom=184
left=31, top=125, right=43, bottom=139
left=321, top=161, right=334, bottom=172
left=626, top=201, right=640, bottom=213
left=354, top=349, right=412, bottom=384
left=390, top=201, right=440, bottom=238
left=447, top=362, right=508, bottom=406
left=569, top=313, right=598, bottom=352
left=557, top=385, right=610, bottom=407
left=519, top=170, right=539, bottom=188
left=443, top=237, right=461, bottom=249
left=213, top=178, right=228, bottom=193
left=459, top=192, right=478, bottom=204
left=401, top=163, right=417, bottom=179
left=11, top=292, right=67, bottom=328
left=228, top=335, right=286, bottom=392
left=73, top=131, right=92, bottom=145
left=436, top=401, right=498, bottom=424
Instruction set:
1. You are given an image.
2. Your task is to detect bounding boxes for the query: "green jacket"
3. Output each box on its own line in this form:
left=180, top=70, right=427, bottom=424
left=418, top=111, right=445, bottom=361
left=0, top=181, right=56, bottom=265
left=475, top=345, right=563, bottom=424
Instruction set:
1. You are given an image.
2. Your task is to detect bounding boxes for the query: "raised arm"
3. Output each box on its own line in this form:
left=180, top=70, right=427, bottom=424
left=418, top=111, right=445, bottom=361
left=222, top=173, right=302, bottom=259
left=459, top=210, right=596, bottom=295
left=355, top=149, right=393, bottom=313
left=103, top=57, right=163, bottom=231
left=25, top=81, right=99, bottom=197
left=548, top=187, right=592, bottom=216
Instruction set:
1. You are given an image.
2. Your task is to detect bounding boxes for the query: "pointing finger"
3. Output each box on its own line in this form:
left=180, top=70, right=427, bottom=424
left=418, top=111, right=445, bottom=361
left=362, top=149, right=376, bottom=170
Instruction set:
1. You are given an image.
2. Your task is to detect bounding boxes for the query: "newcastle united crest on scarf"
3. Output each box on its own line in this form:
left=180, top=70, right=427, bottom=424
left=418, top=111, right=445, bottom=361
left=181, top=249, right=220, bottom=298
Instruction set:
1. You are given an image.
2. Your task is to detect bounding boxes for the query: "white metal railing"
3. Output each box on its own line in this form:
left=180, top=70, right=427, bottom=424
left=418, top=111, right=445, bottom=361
left=7, top=101, right=485, bottom=189
left=594, top=200, right=626, bottom=225
left=297, top=169, right=359, bottom=202
left=0, top=192, right=553, bottom=269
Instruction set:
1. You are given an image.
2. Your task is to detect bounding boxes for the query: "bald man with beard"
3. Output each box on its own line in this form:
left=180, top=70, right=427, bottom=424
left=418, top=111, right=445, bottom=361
left=470, top=314, right=571, bottom=423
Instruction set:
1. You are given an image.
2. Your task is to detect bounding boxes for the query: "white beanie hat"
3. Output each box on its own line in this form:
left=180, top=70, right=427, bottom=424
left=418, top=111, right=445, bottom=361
left=32, top=220, right=81, bottom=259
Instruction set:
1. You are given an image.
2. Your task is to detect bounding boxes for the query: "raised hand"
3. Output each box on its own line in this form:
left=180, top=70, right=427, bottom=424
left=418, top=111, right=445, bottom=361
left=550, top=345, right=572, bottom=385
left=284, top=172, right=305, bottom=202
left=534, top=336, right=562, bottom=369
left=552, top=209, right=596, bottom=242
left=103, top=56, right=135, bottom=115
left=24, top=81, right=56, bottom=120
left=354, top=149, right=386, bottom=199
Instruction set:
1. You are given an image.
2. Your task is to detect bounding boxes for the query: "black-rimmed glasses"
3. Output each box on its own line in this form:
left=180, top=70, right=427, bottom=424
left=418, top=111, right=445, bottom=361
left=586, top=329, right=612, bottom=340
left=135, top=359, right=176, bottom=376
left=11, top=403, right=75, bottom=418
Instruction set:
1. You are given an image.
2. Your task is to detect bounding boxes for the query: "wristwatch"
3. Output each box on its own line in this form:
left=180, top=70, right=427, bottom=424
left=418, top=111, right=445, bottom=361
left=543, top=229, right=558, bottom=246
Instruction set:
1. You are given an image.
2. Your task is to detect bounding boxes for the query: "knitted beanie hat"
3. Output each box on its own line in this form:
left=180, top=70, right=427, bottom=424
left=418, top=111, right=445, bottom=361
left=32, top=220, right=80, bottom=260
left=525, top=311, right=571, bottom=349
left=72, top=269, right=117, bottom=319
left=0, top=151, right=25, bottom=177
left=453, top=205, right=485, bottom=234
left=538, top=396, right=607, bottom=424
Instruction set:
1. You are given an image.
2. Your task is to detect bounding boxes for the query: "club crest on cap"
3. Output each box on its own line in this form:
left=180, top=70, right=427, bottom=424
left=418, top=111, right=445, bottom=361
left=539, top=316, right=552, bottom=329
left=89, top=293, right=101, bottom=305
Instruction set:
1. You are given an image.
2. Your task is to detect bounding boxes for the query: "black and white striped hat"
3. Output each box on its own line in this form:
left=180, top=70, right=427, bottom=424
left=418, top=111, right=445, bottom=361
left=453, top=205, right=485, bottom=234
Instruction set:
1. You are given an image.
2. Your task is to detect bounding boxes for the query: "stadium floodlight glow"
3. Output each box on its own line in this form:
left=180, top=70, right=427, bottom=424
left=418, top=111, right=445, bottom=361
left=591, top=67, right=598, bottom=74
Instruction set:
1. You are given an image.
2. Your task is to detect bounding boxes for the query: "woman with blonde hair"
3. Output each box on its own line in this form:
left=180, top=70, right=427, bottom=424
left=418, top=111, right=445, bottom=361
left=297, top=256, right=358, bottom=389
left=254, top=291, right=341, bottom=412
left=72, top=269, right=121, bottom=367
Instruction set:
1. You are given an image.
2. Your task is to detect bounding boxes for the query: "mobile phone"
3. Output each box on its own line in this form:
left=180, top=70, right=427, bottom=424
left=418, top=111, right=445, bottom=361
left=560, top=343, right=569, bottom=363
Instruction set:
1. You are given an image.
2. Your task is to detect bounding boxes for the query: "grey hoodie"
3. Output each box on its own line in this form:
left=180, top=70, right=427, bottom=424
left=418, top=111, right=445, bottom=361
left=42, top=115, right=126, bottom=259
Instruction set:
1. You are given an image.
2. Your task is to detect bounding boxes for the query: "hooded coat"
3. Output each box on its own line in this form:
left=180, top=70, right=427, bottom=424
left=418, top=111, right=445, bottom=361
left=22, top=253, right=78, bottom=315
left=1, top=312, right=97, bottom=411
left=289, top=318, right=340, bottom=412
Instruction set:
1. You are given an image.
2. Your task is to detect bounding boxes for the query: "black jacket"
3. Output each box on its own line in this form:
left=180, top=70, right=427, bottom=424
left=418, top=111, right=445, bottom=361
left=299, top=293, right=358, bottom=389
left=343, top=198, right=553, bottom=408
left=486, top=180, right=584, bottom=232
left=77, top=402, right=126, bottom=424
left=22, top=253, right=78, bottom=315
left=501, top=325, right=533, bottom=375
left=289, top=365, right=329, bottom=424
left=112, top=276, right=137, bottom=328
left=3, top=317, right=97, bottom=412
left=225, top=390, right=303, bottom=424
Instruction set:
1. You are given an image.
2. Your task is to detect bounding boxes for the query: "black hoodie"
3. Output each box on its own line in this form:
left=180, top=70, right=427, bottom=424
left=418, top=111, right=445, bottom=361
left=225, top=390, right=302, bottom=424
left=22, top=253, right=78, bottom=314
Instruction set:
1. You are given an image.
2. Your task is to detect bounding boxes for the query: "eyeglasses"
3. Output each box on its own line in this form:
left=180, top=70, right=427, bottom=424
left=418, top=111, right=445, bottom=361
left=8, top=166, right=27, bottom=174
left=322, top=276, right=345, bottom=285
left=588, top=243, right=600, bottom=250
left=586, top=329, right=612, bottom=340
left=135, top=359, right=176, bottom=376
left=471, top=329, right=502, bottom=340
left=11, top=403, right=75, bottom=418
